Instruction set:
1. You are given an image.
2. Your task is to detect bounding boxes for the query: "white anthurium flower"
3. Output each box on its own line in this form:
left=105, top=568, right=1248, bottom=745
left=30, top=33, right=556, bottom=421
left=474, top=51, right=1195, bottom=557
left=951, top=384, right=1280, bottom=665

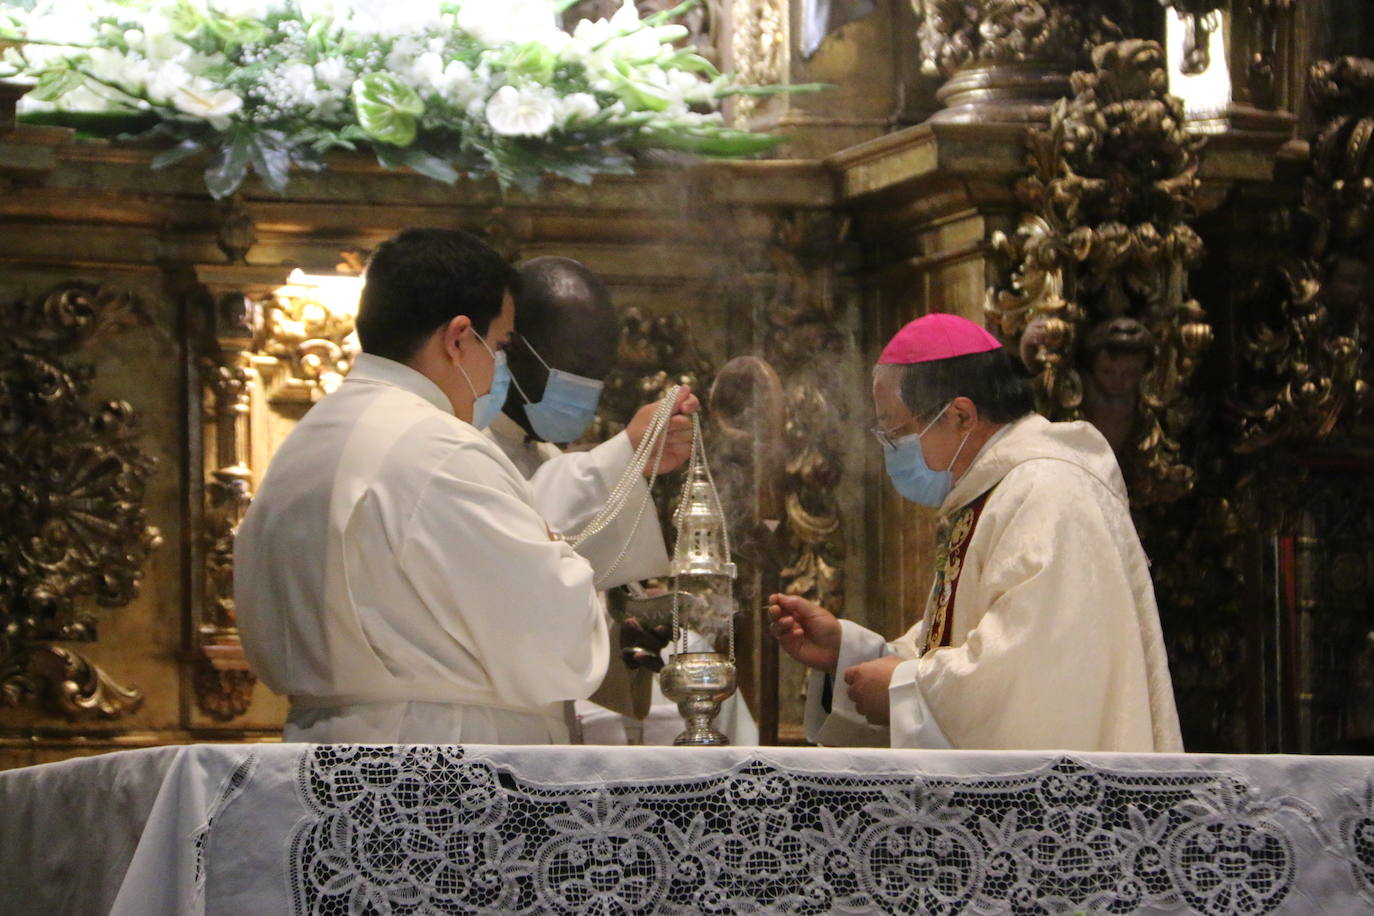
left=556, top=91, right=599, bottom=126
left=172, top=84, right=243, bottom=129
left=485, top=83, right=555, bottom=137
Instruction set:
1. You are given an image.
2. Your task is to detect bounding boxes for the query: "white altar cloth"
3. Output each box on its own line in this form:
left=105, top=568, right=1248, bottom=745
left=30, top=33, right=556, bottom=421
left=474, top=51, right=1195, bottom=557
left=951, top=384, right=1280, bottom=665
left=3, top=743, right=1374, bottom=915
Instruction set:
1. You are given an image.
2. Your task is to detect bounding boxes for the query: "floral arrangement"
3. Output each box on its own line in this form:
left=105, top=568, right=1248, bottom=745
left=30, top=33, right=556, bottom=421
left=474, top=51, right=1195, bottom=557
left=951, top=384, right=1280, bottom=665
left=0, top=0, right=816, bottom=197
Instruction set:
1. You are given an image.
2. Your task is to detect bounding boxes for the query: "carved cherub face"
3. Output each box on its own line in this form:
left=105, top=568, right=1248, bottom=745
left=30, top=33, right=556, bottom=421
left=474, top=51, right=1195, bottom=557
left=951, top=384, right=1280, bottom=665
left=1090, top=349, right=1151, bottom=399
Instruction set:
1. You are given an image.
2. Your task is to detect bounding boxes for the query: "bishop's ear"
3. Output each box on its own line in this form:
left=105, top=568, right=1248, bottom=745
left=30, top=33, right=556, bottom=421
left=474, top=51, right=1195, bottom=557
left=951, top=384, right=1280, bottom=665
left=950, top=396, right=979, bottom=429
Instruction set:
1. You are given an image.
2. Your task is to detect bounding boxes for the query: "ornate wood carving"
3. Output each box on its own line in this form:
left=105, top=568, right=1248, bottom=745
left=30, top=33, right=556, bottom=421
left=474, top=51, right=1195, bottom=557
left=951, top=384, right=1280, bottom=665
left=766, top=214, right=848, bottom=615
left=912, top=0, right=1125, bottom=122
left=726, top=0, right=787, bottom=123
left=988, top=39, right=1213, bottom=506
left=0, top=283, right=161, bottom=719
left=214, top=194, right=258, bottom=265
left=1230, top=57, right=1374, bottom=450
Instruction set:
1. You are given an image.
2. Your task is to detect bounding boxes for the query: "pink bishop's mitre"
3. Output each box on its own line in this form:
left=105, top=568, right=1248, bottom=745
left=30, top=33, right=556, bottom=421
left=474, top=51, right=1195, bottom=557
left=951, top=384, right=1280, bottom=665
left=878, top=313, right=1003, bottom=365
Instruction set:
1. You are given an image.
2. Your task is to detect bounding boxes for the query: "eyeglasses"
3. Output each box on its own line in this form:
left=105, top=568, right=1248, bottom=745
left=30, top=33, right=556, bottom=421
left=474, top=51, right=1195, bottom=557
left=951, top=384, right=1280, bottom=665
left=871, top=424, right=913, bottom=450
left=871, top=402, right=954, bottom=450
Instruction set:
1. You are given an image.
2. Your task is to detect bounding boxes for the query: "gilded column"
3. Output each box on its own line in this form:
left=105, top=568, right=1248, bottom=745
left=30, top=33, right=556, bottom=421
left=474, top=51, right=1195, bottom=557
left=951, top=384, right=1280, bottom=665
left=193, top=275, right=265, bottom=721
left=912, top=0, right=1126, bottom=123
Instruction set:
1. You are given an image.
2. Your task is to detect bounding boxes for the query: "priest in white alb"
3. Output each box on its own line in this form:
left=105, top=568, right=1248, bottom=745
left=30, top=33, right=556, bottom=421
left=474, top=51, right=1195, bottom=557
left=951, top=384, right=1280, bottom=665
left=235, top=228, right=619, bottom=744
left=768, top=313, right=1183, bottom=752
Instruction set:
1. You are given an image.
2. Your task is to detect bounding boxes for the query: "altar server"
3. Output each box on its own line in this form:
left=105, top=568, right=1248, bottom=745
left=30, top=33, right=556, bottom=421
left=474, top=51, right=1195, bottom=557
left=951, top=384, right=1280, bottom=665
left=488, top=256, right=691, bottom=590
left=491, top=256, right=757, bottom=744
left=768, top=313, right=1183, bottom=752
left=235, top=228, right=609, bottom=744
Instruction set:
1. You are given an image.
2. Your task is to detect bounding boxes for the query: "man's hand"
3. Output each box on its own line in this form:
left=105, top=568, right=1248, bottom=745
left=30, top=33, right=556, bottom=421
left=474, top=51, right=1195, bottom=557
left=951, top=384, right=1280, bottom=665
left=766, top=593, right=842, bottom=674
left=619, top=616, right=672, bottom=672
left=626, top=387, right=700, bottom=476
left=843, top=656, right=903, bottom=726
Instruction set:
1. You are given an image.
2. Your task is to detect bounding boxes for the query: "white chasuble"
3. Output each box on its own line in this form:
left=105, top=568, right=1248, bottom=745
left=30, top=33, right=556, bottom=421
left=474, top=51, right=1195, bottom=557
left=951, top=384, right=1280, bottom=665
left=807, top=414, right=1184, bottom=752
left=234, top=354, right=609, bottom=745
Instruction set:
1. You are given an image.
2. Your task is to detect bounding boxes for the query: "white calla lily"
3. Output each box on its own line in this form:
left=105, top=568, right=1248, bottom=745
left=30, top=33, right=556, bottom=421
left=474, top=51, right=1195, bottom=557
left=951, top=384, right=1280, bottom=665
left=172, top=86, right=243, bottom=130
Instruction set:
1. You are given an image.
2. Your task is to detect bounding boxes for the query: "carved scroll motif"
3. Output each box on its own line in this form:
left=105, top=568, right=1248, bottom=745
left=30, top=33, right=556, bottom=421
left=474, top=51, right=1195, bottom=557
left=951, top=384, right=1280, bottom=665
left=988, top=40, right=1213, bottom=506
left=1230, top=56, right=1374, bottom=450
left=0, top=283, right=161, bottom=719
left=912, top=0, right=1125, bottom=79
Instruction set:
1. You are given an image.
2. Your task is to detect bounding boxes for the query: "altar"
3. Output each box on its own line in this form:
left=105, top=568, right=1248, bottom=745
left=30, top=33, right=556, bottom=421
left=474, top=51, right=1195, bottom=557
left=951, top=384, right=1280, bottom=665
left=2, top=742, right=1372, bottom=914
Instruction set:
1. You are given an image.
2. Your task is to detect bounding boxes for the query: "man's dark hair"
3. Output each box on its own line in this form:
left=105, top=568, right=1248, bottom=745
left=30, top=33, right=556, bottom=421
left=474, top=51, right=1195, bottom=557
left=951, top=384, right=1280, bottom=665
left=887, top=348, right=1035, bottom=424
left=355, top=227, right=519, bottom=363
left=502, top=257, right=620, bottom=438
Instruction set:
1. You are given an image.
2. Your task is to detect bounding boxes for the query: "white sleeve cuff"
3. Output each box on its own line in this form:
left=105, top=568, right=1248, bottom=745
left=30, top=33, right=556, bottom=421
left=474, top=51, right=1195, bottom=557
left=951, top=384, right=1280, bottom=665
left=887, top=658, right=952, bottom=749
left=590, top=431, right=634, bottom=495
left=802, top=620, right=891, bottom=747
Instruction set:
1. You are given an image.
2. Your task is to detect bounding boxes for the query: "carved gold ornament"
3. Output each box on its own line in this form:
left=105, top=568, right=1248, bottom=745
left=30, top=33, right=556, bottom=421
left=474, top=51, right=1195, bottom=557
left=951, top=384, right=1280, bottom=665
left=988, top=39, right=1212, bottom=506
left=1231, top=56, right=1374, bottom=450
left=912, top=0, right=1125, bottom=79
left=761, top=211, right=848, bottom=614
left=729, top=0, right=788, bottom=123
left=0, top=283, right=161, bottom=719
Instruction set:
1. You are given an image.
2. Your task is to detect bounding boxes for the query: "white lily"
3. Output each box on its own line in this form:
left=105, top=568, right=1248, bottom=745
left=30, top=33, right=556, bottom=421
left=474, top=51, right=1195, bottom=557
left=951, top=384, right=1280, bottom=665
left=485, top=83, right=555, bottom=137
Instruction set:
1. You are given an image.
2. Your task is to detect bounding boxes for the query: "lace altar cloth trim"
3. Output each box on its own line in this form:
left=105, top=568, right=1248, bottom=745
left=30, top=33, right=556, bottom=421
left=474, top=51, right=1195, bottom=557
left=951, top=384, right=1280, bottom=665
left=281, top=745, right=1374, bottom=915
left=193, top=751, right=258, bottom=897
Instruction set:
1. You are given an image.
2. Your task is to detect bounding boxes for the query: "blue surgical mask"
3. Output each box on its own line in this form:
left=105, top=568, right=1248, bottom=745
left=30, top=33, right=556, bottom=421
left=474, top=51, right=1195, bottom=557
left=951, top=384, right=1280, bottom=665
left=513, top=340, right=604, bottom=443
left=878, top=402, right=972, bottom=507
left=456, top=330, right=509, bottom=431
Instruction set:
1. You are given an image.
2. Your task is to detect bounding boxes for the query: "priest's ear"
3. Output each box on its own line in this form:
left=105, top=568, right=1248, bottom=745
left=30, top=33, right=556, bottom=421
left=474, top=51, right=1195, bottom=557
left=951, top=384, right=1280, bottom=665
left=439, top=315, right=474, bottom=363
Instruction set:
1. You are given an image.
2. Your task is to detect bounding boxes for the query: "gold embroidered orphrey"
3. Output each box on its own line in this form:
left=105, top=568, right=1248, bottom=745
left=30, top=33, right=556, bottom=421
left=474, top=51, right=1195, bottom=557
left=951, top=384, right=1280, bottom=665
left=922, top=491, right=993, bottom=655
